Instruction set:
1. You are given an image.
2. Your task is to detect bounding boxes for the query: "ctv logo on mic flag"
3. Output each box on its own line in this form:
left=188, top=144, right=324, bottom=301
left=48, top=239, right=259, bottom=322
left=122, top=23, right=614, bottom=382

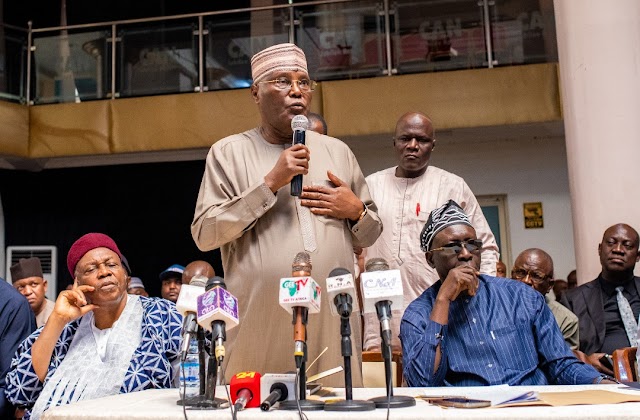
left=279, top=277, right=321, bottom=314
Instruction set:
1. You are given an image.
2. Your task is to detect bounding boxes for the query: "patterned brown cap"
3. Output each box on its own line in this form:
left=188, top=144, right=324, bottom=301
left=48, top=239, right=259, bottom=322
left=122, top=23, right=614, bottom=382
left=251, top=43, right=308, bottom=84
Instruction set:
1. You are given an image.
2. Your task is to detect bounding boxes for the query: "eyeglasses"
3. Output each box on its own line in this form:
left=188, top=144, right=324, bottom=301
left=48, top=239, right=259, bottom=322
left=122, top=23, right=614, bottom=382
left=512, top=269, right=551, bottom=284
left=259, top=77, right=317, bottom=92
left=431, top=239, right=483, bottom=255
left=394, top=135, right=435, bottom=145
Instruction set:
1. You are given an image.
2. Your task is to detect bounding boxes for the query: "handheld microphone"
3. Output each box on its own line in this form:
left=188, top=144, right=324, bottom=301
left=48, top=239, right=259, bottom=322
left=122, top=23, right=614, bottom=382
left=259, top=373, right=296, bottom=411
left=196, top=276, right=239, bottom=362
left=361, top=258, right=403, bottom=348
left=230, top=371, right=262, bottom=410
left=175, top=276, right=207, bottom=360
left=290, top=115, right=309, bottom=196
left=279, top=252, right=321, bottom=366
left=326, top=267, right=358, bottom=318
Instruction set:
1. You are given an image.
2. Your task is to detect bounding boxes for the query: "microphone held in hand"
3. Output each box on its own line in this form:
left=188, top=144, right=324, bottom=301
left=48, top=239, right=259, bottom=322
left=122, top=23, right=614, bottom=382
left=290, top=115, right=309, bottom=196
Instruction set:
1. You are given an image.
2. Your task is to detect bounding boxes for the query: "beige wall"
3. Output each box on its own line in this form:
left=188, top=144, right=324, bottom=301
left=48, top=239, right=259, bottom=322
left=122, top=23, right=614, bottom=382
left=0, top=63, right=560, bottom=160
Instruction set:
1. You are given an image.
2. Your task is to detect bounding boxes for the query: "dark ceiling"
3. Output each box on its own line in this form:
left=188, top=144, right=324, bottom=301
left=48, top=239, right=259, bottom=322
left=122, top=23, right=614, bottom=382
left=4, top=0, right=257, bottom=29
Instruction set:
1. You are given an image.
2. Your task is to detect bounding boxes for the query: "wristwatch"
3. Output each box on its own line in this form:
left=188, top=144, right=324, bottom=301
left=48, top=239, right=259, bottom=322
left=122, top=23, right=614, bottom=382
left=356, top=203, right=368, bottom=222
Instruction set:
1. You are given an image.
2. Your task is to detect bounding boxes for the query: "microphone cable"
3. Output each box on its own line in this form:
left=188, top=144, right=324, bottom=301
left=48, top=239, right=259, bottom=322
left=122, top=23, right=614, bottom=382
left=180, top=359, right=190, bottom=420
left=293, top=367, right=309, bottom=420
left=220, top=362, right=238, bottom=420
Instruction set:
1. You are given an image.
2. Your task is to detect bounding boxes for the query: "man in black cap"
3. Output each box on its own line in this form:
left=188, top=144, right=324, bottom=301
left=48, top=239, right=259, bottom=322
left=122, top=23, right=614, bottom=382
left=400, top=200, right=613, bottom=387
left=11, top=257, right=55, bottom=327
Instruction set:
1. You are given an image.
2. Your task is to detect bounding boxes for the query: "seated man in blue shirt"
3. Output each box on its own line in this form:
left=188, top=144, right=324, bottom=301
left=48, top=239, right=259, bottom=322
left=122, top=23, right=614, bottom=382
left=400, top=200, right=613, bottom=387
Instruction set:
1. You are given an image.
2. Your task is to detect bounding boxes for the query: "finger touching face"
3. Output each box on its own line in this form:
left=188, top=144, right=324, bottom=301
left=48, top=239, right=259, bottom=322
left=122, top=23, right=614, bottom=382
left=75, top=247, right=129, bottom=307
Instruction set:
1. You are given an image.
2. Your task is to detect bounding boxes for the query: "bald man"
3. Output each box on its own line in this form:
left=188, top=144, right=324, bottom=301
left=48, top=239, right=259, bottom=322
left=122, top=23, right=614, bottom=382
left=561, top=223, right=640, bottom=375
left=362, top=111, right=499, bottom=352
left=182, top=260, right=216, bottom=284
left=511, top=248, right=579, bottom=350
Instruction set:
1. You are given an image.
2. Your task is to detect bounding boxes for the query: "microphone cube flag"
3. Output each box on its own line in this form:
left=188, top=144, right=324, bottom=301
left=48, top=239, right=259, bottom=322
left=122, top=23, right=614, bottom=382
left=326, top=272, right=358, bottom=316
left=260, top=373, right=296, bottom=403
left=175, top=283, right=204, bottom=318
left=230, top=371, right=262, bottom=408
left=279, top=277, right=321, bottom=314
left=360, top=269, right=403, bottom=314
left=196, top=286, right=240, bottom=331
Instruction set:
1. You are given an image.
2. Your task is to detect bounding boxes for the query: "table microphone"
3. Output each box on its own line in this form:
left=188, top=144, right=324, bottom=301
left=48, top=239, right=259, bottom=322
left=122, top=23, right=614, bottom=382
left=278, top=252, right=321, bottom=368
left=230, top=371, right=261, bottom=410
left=361, top=258, right=403, bottom=348
left=259, top=373, right=296, bottom=411
left=361, top=258, right=414, bottom=409
left=175, top=275, right=207, bottom=361
left=196, top=276, right=239, bottom=363
left=326, top=267, right=358, bottom=318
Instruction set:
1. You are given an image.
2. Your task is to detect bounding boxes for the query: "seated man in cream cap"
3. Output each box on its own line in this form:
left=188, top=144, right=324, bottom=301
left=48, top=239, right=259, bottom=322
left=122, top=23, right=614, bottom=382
left=5, top=233, right=182, bottom=419
left=11, top=257, right=55, bottom=327
left=191, top=43, right=382, bottom=386
left=127, top=276, right=148, bottom=297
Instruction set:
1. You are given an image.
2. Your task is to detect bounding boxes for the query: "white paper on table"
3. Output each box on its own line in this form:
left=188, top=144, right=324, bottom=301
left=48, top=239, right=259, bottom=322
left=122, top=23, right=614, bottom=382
left=423, top=384, right=539, bottom=406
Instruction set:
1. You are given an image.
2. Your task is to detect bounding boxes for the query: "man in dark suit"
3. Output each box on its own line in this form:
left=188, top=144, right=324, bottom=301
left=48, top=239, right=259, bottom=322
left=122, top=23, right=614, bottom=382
left=0, top=279, right=36, bottom=419
left=562, top=223, right=640, bottom=375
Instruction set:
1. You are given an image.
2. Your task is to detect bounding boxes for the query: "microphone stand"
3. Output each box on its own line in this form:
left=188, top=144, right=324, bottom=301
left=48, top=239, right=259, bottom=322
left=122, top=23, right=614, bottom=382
left=279, top=307, right=324, bottom=411
left=177, top=329, right=226, bottom=409
left=368, top=323, right=415, bottom=409
left=198, top=327, right=206, bottom=396
left=324, top=315, right=375, bottom=411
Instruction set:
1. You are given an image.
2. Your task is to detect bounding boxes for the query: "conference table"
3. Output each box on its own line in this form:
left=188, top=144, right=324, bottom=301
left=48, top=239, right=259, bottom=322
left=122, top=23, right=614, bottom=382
left=41, top=384, right=640, bottom=419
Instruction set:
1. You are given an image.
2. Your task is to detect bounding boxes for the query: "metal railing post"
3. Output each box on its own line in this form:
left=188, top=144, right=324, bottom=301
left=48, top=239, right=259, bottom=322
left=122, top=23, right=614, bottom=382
left=197, top=15, right=204, bottom=92
left=382, top=0, right=393, bottom=76
left=26, top=21, right=33, bottom=105
left=480, top=0, right=496, bottom=68
left=110, top=24, right=117, bottom=98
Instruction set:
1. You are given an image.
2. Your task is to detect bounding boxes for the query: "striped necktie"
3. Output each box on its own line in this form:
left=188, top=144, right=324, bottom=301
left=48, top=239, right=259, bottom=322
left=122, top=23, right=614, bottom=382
left=615, top=286, right=638, bottom=346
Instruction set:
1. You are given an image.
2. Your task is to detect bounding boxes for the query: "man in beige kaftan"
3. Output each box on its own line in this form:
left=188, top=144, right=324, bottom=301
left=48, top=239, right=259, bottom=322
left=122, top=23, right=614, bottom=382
left=191, top=44, right=382, bottom=386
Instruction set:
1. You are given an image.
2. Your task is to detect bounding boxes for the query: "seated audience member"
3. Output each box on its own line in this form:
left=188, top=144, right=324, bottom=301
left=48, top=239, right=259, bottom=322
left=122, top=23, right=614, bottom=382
left=553, top=278, right=569, bottom=301
left=127, top=276, right=148, bottom=297
left=11, top=257, right=55, bottom=327
left=1, top=280, right=36, bottom=419
left=307, top=112, right=328, bottom=135
left=5, top=233, right=182, bottom=420
left=511, top=249, right=579, bottom=350
left=400, top=200, right=610, bottom=387
left=495, top=261, right=507, bottom=277
left=182, top=260, right=215, bottom=284
left=567, top=269, right=578, bottom=290
left=159, top=264, right=184, bottom=303
left=562, top=223, right=640, bottom=374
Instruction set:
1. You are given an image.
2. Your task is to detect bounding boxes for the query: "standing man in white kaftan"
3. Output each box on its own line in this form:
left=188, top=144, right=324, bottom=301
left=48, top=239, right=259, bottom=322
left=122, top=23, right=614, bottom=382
left=191, top=43, right=382, bottom=386
left=363, top=112, right=499, bottom=352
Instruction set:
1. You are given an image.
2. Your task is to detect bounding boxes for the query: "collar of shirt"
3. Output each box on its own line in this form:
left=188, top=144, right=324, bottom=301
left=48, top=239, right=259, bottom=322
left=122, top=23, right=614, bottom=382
left=598, top=274, right=638, bottom=297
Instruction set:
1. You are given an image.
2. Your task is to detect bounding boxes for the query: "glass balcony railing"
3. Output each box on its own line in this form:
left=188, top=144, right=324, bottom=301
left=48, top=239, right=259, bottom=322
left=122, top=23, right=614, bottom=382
left=0, top=0, right=557, bottom=105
